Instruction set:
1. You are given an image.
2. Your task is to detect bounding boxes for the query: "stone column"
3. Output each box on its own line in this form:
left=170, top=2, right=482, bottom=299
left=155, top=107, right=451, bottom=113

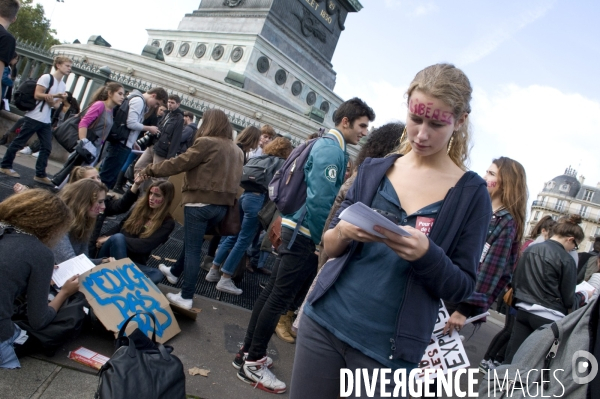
left=76, top=77, right=89, bottom=104
left=83, top=66, right=112, bottom=108
left=21, top=58, right=32, bottom=80
left=30, top=61, right=41, bottom=79
left=66, top=74, right=79, bottom=94
left=43, top=63, right=52, bottom=75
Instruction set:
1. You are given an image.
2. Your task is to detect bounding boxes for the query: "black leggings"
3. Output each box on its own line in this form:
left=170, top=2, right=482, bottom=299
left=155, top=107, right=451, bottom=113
left=483, top=311, right=516, bottom=363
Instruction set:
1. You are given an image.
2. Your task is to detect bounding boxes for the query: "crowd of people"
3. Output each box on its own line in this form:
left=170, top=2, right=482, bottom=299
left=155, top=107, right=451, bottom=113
left=0, top=1, right=599, bottom=397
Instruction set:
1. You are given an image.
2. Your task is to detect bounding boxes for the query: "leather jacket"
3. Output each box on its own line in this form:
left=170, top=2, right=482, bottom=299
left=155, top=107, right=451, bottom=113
left=513, top=239, right=578, bottom=315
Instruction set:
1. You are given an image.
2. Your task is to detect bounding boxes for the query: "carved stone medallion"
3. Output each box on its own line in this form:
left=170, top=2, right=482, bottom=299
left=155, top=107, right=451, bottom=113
left=306, top=91, right=317, bottom=106
left=151, top=40, right=160, bottom=48
left=257, top=56, right=270, bottom=73
left=212, top=45, right=225, bottom=60
left=320, top=101, right=330, bottom=113
left=275, top=69, right=287, bottom=86
left=179, top=43, right=190, bottom=57
left=223, top=0, right=243, bottom=6
left=195, top=44, right=207, bottom=58
left=164, top=41, right=174, bottom=55
left=291, top=81, right=303, bottom=96
left=231, top=47, right=244, bottom=62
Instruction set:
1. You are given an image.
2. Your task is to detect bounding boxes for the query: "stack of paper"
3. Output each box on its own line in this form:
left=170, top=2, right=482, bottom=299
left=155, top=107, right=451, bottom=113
left=52, top=254, right=95, bottom=288
left=338, top=202, right=411, bottom=238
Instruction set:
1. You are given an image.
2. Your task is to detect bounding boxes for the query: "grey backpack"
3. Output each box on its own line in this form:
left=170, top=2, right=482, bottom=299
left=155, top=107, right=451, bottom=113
left=481, top=297, right=598, bottom=398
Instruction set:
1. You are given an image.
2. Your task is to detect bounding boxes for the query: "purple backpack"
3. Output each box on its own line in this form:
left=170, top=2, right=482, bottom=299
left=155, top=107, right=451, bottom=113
left=268, top=136, right=334, bottom=215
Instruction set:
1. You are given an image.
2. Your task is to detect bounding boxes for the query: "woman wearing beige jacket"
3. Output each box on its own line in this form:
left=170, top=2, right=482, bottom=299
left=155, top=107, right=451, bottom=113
left=140, top=109, right=244, bottom=310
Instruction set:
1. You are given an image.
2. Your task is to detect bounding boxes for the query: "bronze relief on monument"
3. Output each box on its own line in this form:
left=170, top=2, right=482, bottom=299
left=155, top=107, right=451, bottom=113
left=164, top=42, right=174, bottom=55
left=212, top=45, right=225, bottom=60
left=223, top=0, right=244, bottom=7
left=231, top=47, right=244, bottom=62
left=195, top=44, right=207, bottom=58
left=257, top=56, right=270, bottom=73
left=179, top=43, right=190, bottom=57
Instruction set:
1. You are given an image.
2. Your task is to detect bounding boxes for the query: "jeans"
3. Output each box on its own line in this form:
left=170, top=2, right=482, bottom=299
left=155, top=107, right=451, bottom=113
left=1, top=117, right=52, bottom=178
left=243, top=227, right=317, bottom=360
left=181, top=205, right=227, bottom=299
left=213, top=192, right=265, bottom=276
left=100, top=141, right=131, bottom=189
left=0, top=324, right=21, bottom=369
left=290, top=315, right=413, bottom=399
left=504, top=309, right=552, bottom=363
left=97, top=233, right=163, bottom=285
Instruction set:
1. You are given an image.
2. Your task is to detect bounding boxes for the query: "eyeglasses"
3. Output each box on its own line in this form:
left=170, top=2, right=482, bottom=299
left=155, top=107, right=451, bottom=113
left=573, top=240, right=579, bottom=251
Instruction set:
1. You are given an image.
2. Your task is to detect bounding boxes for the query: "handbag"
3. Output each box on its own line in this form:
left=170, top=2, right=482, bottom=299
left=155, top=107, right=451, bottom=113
left=214, top=198, right=241, bottom=236
left=53, top=104, right=103, bottom=152
left=96, top=312, right=186, bottom=399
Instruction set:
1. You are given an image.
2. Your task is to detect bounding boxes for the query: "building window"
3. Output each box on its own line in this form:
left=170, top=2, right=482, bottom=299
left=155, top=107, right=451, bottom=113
left=559, top=184, right=570, bottom=192
left=551, top=214, right=559, bottom=221
left=533, top=211, right=540, bottom=221
left=584, top=189, right=594, bottom=202
left=580, top=205, right=589, bottom=218
left=546, top=181, right=556, bottom=189
left=556, top=200, right=566, bottom=212
left=595, top=226, right=600, bottom=237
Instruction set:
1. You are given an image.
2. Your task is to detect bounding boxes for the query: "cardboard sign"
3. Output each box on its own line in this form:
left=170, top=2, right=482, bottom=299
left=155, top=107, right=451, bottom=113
left=79, top=259, right=180, bottom=343
left=417, top=301, right=470, bottom=380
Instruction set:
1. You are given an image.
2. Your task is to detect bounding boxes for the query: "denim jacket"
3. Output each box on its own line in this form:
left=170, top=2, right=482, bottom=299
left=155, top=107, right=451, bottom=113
left=306, top=155, right=492, bottom=363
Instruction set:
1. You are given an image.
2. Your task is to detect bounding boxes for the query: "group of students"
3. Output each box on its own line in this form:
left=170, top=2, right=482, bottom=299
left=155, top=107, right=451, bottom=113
left=0, top=56, right=598, bottom=398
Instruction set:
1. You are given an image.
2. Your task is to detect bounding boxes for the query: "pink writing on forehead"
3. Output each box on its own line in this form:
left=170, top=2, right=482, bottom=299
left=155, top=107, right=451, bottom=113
left=150, top=188, right=161, bottom=194
left=409, top=98, right=453, bottom=124
left=487, top=181, right=497, bottom=188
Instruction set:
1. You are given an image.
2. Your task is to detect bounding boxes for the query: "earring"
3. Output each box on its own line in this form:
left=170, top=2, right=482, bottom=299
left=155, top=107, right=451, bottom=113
left=399, top=126, right=407, bottom=145
left=447, top=133, right=455, bottom=155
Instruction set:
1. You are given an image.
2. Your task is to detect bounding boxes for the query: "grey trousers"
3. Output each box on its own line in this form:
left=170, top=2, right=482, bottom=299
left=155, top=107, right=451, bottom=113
left=290, top=314, right=412, bottom=399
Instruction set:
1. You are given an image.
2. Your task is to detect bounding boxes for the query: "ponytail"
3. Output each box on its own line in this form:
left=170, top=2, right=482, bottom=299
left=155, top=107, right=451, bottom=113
left=552, top=214, right=584, bottom=242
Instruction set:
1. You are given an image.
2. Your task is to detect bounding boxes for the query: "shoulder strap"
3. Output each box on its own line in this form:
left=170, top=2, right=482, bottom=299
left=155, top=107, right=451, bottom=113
left=38, top=74, right=55, bottom=113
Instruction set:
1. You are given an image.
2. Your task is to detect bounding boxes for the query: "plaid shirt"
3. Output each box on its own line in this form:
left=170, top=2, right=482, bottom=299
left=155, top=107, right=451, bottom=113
left=456, top=208, right=519, bottom=317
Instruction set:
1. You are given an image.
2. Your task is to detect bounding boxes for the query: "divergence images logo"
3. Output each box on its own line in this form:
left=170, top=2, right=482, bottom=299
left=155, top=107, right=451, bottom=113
left=572, top=350, right=598, bottom=384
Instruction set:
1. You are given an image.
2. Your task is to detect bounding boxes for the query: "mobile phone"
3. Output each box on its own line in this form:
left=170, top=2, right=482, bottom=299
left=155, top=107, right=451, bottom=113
left=373, top=208, right=400, bottom=225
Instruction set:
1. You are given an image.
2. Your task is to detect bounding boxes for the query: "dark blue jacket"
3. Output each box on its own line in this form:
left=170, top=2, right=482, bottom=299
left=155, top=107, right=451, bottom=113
left=307, top=155, right=492, bottom=363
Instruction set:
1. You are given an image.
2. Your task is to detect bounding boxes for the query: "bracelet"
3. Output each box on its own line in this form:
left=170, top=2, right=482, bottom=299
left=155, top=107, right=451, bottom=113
left=337, top=225, right=352, bottom=243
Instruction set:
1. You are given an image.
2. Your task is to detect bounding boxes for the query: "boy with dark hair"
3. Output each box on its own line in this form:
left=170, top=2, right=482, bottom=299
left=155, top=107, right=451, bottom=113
left=0, top=56, right=71, bottom=185
left=99, top=87, right=168, bottom=189
left=178, top=111, right=197, bottom=154
left=0, top=0, right=19, bottom=99
left=235, top=97, right=375, bottom=393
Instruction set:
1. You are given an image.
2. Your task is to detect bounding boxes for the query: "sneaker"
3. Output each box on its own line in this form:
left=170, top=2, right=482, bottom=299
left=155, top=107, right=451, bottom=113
left=238, top=357, right=286, bottom=394
left=0, top=168, right=20, bottom=178
left=479, top=359, right=490, bottom=374
left=200, top=255, right=214, bottom=272
left=159, top=264, right=179, bottom=284
left=491, top=360, right=501, bottom=369
left=32, top=152, right=39, bottom=158
left=232, top=349, right=273, bottom=370
left=216, top=277, right=242, bottom=295
left=205, top=267, right=221, bottom=282
left=33, top=176, right=54, bottom=186
left=166, top=292, right=193, bottom=310
left=19, top=146, right=31, bottom=155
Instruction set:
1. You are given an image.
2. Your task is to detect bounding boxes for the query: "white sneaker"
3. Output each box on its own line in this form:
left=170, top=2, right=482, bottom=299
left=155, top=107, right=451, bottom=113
left=166, top=292, right=192, bottom=310
left=32, top=152, right=39, bottom=158
left=159, top=264, right=178, bottom=284
left=238, top=357, right=286, bottom=394
left=205, top=267, right=221, bottom=282
left=216, top=277, right=242, bottom=295
left=19, top=146, right=31, bottom=155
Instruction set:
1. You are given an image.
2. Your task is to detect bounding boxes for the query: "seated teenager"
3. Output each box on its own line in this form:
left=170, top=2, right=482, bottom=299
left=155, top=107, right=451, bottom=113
left=0, top=189, right=79, bottom=369
left=96, top=181, right=176, bottom=284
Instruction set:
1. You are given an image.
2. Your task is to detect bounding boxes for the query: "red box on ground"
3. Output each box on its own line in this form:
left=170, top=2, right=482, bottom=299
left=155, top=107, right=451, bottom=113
left=68, top=346, right=110, bottom=370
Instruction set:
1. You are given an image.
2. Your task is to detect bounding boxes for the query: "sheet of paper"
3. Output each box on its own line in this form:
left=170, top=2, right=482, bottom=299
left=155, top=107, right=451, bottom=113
left=338, top=201, right=411, bottom=238
left=576, top=280, right=595, bottom=293
left=52, top=254, right=95, bottom=288
left=465, top=312, right=490, bottom=325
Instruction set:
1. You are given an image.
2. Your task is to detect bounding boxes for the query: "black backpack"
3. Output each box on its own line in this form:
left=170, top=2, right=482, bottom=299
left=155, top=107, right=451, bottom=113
left=241, top=154, right=284, bottom=193
left=107, top=93, right=143, bottom=143
left=13, top=74, right=54, bottom=112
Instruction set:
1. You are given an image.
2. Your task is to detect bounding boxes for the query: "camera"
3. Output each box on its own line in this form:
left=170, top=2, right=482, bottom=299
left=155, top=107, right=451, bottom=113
left=136, top=132, right=159, bottom=151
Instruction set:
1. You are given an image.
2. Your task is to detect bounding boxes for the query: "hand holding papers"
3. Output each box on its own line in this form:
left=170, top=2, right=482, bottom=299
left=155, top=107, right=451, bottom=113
left=338, top=202, right=411, bottom=238
left=52, top=254, right=95, bottom=288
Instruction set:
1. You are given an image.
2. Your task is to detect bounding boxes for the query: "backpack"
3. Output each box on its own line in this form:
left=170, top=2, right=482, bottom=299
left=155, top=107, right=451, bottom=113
left=480, top=297, right=598, bottom=398
left=107, top=93, right=143, bottom=143
left=268, top=135, right=334, bottom=215
left=13, top=74, right=54, bottom=112
left=241, top=155, right=284, bottom=193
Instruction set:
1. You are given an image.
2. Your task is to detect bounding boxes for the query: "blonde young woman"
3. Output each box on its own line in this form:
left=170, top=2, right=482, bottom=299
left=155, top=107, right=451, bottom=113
left=289, top=64, right=492, bottom=398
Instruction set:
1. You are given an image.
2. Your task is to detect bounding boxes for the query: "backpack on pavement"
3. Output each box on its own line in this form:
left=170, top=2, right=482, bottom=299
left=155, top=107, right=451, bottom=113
left=480, top=297, right=598, bottom=398
left=13, top=74, right=54, bottom=112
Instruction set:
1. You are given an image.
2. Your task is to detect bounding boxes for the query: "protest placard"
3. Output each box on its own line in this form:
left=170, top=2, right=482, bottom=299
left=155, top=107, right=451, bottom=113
left=79, top=259, right=180, bottom=343
left=417, top=301, right=470, bottom=379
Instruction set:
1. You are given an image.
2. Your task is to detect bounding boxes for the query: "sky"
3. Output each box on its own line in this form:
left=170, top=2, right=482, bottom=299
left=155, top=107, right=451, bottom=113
left=34, top=0, right=600, bottom=201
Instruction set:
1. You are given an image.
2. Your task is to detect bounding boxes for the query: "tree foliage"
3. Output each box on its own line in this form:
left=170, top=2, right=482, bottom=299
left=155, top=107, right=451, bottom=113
left=8, top=0, right=60, bottom=47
